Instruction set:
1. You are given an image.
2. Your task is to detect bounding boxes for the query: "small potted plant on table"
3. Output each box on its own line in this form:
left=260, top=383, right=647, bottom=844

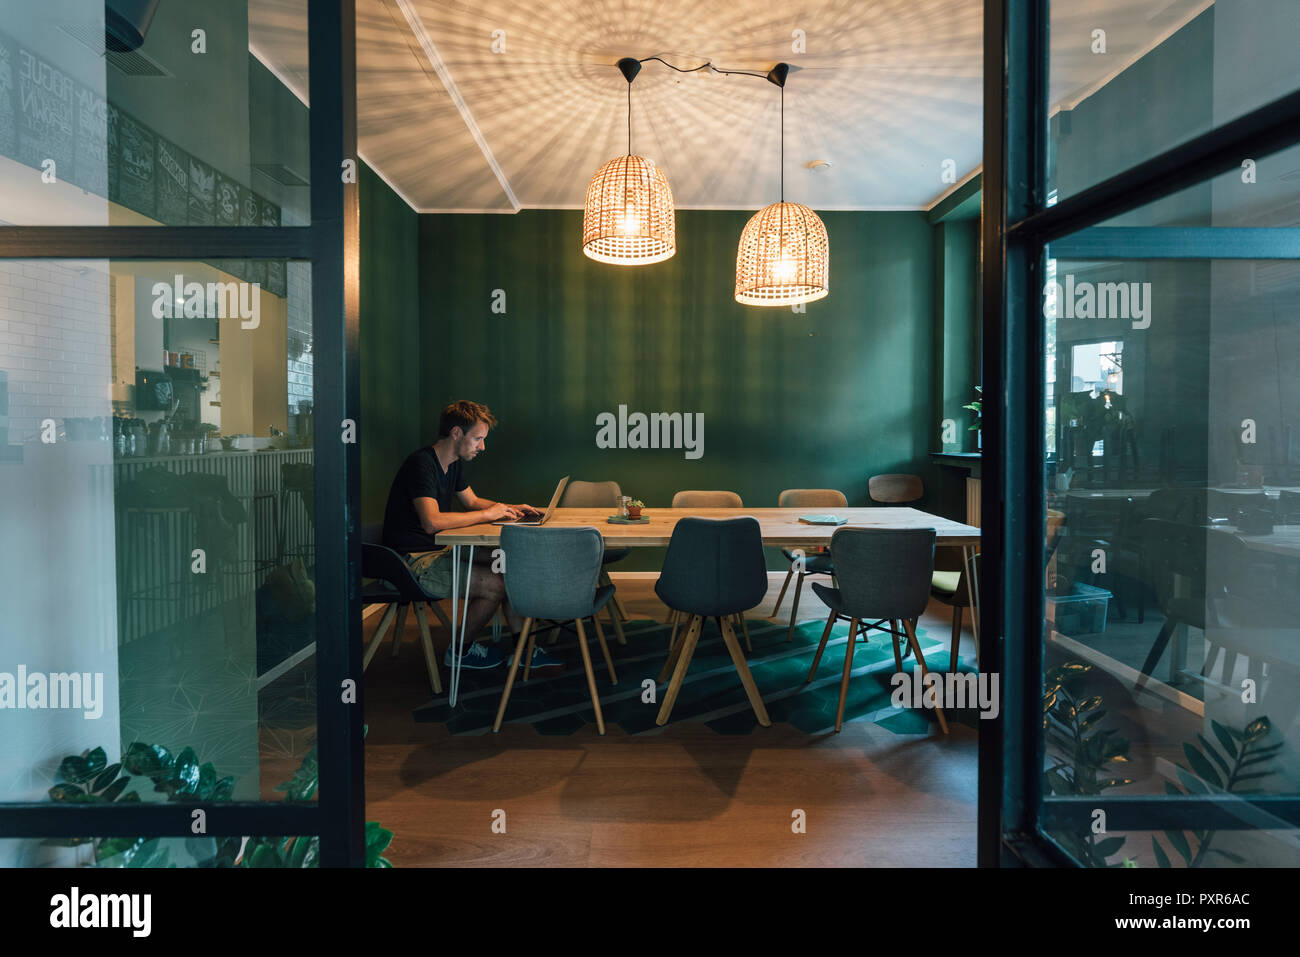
left=626, top=499, right=644, bottom=520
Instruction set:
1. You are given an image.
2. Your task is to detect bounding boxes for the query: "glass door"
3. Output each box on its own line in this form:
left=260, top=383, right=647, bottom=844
left=985, top=0, right=1300, bottom=866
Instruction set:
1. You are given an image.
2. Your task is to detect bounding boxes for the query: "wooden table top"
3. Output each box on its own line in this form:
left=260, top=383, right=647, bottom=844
left=437, top=507, right=982, bottom=547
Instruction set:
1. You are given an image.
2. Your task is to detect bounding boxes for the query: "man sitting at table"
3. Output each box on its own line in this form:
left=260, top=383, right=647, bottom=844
left=382, top=399, right=562, bottom=672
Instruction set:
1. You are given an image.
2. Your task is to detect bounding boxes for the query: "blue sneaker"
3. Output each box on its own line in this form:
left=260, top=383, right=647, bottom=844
left=508, top=645, right=565, bottom=672
left=444, top=641, right=505, bottom=669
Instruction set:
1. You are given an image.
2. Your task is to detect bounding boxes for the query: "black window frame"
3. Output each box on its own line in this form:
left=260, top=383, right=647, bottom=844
left=983, top=0, right=1300, bottom=866
left=0, top=0, right=365, bottom=867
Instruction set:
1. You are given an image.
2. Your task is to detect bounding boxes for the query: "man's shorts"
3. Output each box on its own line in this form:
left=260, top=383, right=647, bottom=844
left=408, top=547, right=477, bottom=599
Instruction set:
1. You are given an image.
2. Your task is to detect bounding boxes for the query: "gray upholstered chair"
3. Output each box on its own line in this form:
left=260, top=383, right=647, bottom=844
left=666, top=489, right=750, bottom=650
left=868, top=473, right=924, bottom=505
left=772, top=488, right=848, bottom=643
left=558, top=479, right=630, bottom=640
left=672, top=490, right=744, bottom=508
left=931, top=552, right=981, bottom=672
left=654, top=517, right=771, bottom=728
left=805, top=526, right=948, bottom=733
left=493, top=525, right=618, bottom=735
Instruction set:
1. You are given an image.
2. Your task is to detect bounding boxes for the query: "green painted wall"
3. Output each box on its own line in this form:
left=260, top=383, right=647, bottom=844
left=416, top=208, right=937, bottom=569
left=360, top=163, right=421, bottom=524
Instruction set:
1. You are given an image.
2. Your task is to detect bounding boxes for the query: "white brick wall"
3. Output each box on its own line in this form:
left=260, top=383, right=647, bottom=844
left=0, top=260, right=112, bottom=441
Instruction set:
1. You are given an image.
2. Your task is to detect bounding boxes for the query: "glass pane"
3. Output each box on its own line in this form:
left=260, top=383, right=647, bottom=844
left=1, top=835, right=318, bottom=867
left=1039, top=178, right=1300, bottom=864
left=1049, top=0, right=1300, bottom=203
left=0, top=259, right=317, bottom=865
left=0, top=0, right=309, bottom=226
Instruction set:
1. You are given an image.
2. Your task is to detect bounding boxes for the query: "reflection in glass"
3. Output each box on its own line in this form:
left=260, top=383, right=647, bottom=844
left=0, top=259, right=316, bottom=866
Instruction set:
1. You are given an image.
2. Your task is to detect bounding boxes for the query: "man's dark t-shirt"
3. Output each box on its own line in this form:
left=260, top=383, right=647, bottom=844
left=382, top=447, right=468, bottom=553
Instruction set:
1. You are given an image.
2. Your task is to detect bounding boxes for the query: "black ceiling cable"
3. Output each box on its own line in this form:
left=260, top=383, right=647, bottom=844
left=638, top=54, right=768, bottom=80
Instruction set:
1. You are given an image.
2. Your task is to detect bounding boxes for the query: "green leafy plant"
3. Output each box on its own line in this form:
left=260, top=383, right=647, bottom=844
left=1152, top=716, right=1284, bottom=868
left=961, top=386, right=982, bottom=432
left=45, top=732, right=393, bottom=867
left=1042, top=660, right=1134, bottom=866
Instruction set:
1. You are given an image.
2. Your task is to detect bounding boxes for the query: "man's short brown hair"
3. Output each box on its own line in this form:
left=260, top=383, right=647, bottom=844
left=438, top=400, right=497, bottom=438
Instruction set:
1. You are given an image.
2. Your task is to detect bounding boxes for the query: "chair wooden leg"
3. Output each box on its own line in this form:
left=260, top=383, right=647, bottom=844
left=591, top=613, right=617, bottom=684
left=426, top=599, right=453, bottom=631
left=891, top=619, right=904, bottom=674
left=657, top=615, right=703, bottom=725
left=772, top=567, right=794, bottom=617
left=667, top=608, right=682, bottom=651
left=949, top=605, right=963, bottom=674
left=786, top=572, right=806, bottom=642
left=364, top=603, right=398, bottom=671
left=806, top=609, right=838, bottom=682
left=735, top=613, right=752, bottom=653
left=574, top=618, right=605, bottom=735
left=720, top=615, right=770, bottom=727
left=413, top=601, right=443, bottom=695
left=386, top=603, right=409, bottom=659
left=834, top=617, right=859, bottom=732
left=658, top=613, right=693, bottom=684
left=903, top=618, right=948, bottom=734
left=492, top=618, right=532, bottom=732
left=605, top=600, right=627, bottom=646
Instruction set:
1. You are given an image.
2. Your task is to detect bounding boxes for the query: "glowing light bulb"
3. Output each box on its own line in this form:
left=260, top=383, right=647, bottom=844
left=618, top=205, right=640, bottom=235
left=772, top=256, right=798, bottom=282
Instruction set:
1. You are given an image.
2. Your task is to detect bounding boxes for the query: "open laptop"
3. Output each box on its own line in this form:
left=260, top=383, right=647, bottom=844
left=492, top=476, right=569, bottom=525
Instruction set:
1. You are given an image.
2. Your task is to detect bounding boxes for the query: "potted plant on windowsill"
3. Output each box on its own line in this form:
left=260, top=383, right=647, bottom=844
left=962, top=386, right=982, bottom=450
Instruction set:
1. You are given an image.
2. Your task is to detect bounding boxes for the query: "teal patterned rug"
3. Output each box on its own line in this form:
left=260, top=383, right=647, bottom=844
left=413, top=617, right=979, bottom=735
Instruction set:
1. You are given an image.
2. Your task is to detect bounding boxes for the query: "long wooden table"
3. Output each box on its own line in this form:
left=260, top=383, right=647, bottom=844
left=436, top=507, right=982, bottom=708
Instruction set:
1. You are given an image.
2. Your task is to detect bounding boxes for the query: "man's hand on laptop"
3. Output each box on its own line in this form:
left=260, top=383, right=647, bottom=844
left=513, top=503, right=542, bottom=517
left=484, top=502, right=518, bottom=521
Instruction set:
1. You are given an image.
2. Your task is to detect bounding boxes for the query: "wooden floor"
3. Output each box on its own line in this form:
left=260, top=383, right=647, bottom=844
left=360, top=572, right=980, bottom=867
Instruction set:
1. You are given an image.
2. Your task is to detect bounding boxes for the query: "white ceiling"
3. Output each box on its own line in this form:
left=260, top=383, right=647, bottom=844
left=249, top=0, right=1212, bottom=212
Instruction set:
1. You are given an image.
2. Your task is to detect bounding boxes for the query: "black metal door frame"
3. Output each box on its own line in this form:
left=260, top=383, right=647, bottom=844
left=983, top=0, right=1300, bottom=866
left=0, top=0, right=364, bottom=867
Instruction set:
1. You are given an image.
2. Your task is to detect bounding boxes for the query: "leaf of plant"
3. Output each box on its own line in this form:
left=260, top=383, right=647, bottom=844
left=1244, top=717, right=1271, bottom=743
left=1079, top=708, right=1108, bottom=731
left=1094, top=836, right=1125, bottom=858
left=99, top=776, right=130, bottom=803
left=196, top=762, right=217, bottom=800
left=172, top=747, right=200, bottom=794
left=1196, top=735, right=1231, bottom=779
left=1078, top=695, right=1104, bottom=713
left=1182, top=743, right=1222, bottom=789
left=1098, top=778, right=1134, bottom=788
left=247, top=844, right=283, bottom=868
left=1151, top=837, right=1171, bottom=868
left=1164, top=781, right=1183, bottom=796
left=122, top=743, right=163, bottom=777
left=92, top=763, right=123, bottom=794
left=1234, top=770, right=1277, bottom=782
left=126, top=838, right=164, bottom=868
left=1165, top=829, right=1193, bottom=865
left=48, top=783, right=86, bottom=801
left=211, top=776, right=235, bottom=802
left=56, top=754, right=92, bottom=784
left=1210, top=721, right=1239, bottom=759
left=365, top=821, right=394, bottom=857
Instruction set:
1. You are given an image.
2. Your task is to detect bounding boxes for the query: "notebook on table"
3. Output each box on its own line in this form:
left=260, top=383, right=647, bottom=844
left=491, top=476, right=570, bottom=526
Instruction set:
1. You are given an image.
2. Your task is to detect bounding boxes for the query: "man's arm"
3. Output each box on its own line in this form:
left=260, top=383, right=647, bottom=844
left=414, top=495, right=515, bottom=534
left=458, top=486, right=540, bottom=516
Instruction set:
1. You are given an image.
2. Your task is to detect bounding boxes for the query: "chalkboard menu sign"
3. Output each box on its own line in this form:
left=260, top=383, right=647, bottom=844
left=263, top=199, right=286, bottom=297
left=117, top=112, right=155, bottom=219
left=74, top=86, right=108, bottom=198
left=155, top=136, right=188, bottom=225
left=188, top=155, right=215, bottom=225
left=0, top=27, right=290, bottom=302
left=15, top=39, right=77, bottom=179
left=0, top=34, right=18, bottom=158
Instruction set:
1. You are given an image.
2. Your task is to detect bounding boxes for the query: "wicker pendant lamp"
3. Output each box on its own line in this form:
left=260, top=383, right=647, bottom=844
left=582, top=58, right=676, bottom=265
left=735, top=63, right=828, bottom=306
